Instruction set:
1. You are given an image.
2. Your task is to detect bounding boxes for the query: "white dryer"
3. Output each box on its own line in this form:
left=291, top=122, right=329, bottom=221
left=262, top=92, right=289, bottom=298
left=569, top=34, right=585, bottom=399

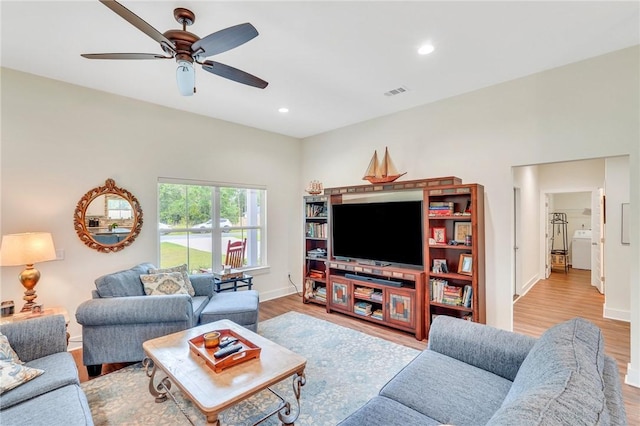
left=571, top=230, right=592, bottom=270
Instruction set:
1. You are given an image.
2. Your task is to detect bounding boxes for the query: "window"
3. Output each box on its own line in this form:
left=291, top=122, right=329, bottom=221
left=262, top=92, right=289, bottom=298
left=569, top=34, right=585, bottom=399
left=158, top=180, right=266, bottom=273
left=107, top=196, right=132, bottom=219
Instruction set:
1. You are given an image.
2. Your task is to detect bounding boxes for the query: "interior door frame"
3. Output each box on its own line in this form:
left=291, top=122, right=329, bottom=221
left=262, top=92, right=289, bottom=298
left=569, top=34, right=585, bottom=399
left=513, top=187, right=522, bottom=297
left=591, top=188, right=605, bottom=293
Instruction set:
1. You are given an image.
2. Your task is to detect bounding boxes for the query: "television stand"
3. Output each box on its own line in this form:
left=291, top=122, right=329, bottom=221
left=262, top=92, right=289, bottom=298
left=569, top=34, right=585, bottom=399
left=326, top=259, right=425, bottom=340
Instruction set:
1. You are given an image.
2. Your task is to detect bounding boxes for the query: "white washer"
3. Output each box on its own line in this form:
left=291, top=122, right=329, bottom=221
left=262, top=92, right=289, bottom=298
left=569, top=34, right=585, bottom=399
left=571, top=230, right=592, bottom=270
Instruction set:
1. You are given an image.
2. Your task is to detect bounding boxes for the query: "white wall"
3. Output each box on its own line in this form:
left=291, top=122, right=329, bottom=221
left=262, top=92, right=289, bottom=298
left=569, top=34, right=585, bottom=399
left=0, top=69, right=302, bottom=348
left=604, top=156, right=631, bottom=321
left=301, top=46, right=640, bottom=385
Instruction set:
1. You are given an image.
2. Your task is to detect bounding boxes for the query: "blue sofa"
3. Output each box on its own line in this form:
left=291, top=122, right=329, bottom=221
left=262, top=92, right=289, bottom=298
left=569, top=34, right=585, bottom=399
left=339, top=316, right=627, bottom=425
left=76, top=263, right=259, bottom=376
left=0, top=315, right=93, bottom=425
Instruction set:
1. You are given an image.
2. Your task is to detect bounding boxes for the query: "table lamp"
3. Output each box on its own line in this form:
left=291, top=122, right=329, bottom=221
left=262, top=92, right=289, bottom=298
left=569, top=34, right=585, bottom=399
left=0, top=232, right=57, bottom=312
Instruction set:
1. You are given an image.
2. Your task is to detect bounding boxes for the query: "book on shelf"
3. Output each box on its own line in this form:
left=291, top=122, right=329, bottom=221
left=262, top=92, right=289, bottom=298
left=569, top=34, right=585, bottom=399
left=462, top=284, right=472, bottom=308
left=371, top=309, right=383, bottom=320
left=306, top=203, right=327, bottom=218
left=430, top=279, right=470, bottom=308
left=428, top=201, right=454, bottom=216
left=306, top=222, right=327, bottom=238
left=313, top=286, right=327, bottom=302
left=354, top=287, right=374, bottom=298
left=353, top=301, right=372, bottom=316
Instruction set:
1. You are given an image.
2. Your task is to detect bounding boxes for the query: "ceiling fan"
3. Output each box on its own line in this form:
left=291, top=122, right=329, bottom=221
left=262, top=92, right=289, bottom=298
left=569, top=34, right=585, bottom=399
left=81, top=0, right=268, bottom=96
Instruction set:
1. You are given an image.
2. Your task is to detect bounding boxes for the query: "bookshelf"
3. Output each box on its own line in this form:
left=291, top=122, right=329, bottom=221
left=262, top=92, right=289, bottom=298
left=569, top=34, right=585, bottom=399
left=303, top=195, right=329, bottom=305
left=424, top=184, right=485, bottom=334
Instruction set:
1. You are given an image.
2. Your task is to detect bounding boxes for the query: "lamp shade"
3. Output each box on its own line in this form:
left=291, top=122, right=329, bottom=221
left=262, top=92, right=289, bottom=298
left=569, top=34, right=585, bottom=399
left=0, top=232, right=57, bottom=266
left=176, top=60, right=195, bottom=96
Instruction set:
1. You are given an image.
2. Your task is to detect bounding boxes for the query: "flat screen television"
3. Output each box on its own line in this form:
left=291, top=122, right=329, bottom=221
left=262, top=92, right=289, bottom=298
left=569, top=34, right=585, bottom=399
left=331, top=201, right=423, bottom=269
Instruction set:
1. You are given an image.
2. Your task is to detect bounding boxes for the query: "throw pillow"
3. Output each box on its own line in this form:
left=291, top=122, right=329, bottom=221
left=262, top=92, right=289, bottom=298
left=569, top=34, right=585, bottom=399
left=0, top=334, right=21, bottom=364
left=140, top=272, right=191, bottom=296
left=149, top=264, right=195, bottom=296
left=0, top=360, right=44, bottom=394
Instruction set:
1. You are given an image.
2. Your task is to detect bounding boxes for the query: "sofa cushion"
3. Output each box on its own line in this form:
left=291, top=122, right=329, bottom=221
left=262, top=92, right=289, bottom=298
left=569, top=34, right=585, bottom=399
left=0, top=360, right=44, bottom=395
left=0, top=333, right=21, bottom=364
left=192, top=296, right=210, bottom=324
left=200, top=290, right=259, bottom=328
left=488, top=318, right=607, bottom=425
left=94, top=263, right=154, bottom=297
left=1, top=384, right=94, bottom=426
left=140, top=272, right=191, bottom=296
left=0, top=352, right=78, bottom=409
left=149, top=264, right=195, bottom=296
left=338, top=395, right=440, bottom=426
left=380, top=349, right=512, bottom=425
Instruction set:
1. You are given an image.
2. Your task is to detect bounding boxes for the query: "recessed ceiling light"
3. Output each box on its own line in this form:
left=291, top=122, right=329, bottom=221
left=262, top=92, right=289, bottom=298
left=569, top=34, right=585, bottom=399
left=278, top=107, right=289, bottom=113
left=418, top=43, right=435, bottom=55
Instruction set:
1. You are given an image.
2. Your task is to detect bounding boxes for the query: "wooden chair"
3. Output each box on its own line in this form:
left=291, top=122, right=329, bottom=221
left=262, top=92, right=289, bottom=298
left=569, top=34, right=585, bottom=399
left=224, top=238, right=246, bottom=268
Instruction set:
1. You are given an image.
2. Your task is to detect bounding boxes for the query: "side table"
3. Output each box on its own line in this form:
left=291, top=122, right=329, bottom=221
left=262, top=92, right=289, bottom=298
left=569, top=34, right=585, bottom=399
left=0, top=307, right=70, bottom=345
left=213, top=274, right=253, bottom=293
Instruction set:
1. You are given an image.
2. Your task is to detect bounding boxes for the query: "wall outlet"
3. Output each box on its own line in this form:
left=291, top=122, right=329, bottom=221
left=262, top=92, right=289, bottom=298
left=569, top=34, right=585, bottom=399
left=55, top=249, right=64, bottom=260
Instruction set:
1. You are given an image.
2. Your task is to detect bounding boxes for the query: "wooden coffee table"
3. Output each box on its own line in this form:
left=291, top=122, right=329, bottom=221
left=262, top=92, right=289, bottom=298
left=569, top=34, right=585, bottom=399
left=142, top=319, right=306, bottom=425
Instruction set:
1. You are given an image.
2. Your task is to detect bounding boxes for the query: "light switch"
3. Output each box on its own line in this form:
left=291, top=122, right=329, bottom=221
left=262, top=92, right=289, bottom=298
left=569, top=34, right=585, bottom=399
left=55, top=249, right=64, bottom=260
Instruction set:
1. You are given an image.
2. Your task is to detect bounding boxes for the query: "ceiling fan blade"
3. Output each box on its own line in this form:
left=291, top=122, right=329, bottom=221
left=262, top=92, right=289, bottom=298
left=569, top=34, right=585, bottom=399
left=201, top=60, right=268, bottom=89
left=192, top=23, right=258, bottom=57
left=81, top=53, right=171, bottom=60
left=99, top=0, right=175, bottom=51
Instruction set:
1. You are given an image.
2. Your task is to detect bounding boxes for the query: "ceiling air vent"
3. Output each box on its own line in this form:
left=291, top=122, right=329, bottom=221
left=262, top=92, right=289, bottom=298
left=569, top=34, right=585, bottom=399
left=384, top=86, right=409, bottom=97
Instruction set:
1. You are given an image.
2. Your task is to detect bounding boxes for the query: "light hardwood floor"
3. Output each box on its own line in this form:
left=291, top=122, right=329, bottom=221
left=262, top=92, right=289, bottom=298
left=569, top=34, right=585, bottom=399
left=73, top=268, right=639, bottom=423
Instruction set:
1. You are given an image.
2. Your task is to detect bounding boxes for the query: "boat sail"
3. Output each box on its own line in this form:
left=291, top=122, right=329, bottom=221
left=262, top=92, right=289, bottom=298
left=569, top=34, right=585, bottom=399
left=362, top=147, right=407, bottom=184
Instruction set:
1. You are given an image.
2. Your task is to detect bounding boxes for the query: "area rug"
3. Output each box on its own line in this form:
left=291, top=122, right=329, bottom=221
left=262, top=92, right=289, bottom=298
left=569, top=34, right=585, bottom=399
left=81, top=311, right=421, bottom=425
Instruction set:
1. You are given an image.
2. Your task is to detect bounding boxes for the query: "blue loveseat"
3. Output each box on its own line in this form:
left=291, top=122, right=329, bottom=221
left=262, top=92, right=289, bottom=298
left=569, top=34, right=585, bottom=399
left=76, top=263, right=259, bottom=376
left=339, top=316, right=627, bottom=425
left=0, top=315, right=93, bottom=425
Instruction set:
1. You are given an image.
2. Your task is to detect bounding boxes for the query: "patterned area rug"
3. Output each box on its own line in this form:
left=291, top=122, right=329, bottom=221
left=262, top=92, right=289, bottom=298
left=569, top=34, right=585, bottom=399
left=81, top=311, right=421, bottom=425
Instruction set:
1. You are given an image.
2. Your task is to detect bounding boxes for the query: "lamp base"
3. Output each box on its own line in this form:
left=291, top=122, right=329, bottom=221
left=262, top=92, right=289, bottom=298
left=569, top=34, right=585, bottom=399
left=21, top=301, right=36, bottom=313
left=19, top=264, right=40, bottom=312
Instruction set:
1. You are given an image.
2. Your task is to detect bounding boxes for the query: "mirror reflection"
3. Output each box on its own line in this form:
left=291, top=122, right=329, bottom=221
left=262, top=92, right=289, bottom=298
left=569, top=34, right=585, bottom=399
left=74, top=179, right=143, bottom=253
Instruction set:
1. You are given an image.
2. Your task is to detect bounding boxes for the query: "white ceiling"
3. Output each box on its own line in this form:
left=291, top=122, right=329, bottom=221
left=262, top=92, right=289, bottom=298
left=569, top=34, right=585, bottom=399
left=2, top=1, right=639, bottom=139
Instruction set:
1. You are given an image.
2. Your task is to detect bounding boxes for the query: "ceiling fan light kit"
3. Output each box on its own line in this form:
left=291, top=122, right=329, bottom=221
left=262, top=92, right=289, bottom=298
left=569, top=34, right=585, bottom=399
left=82, top=0, right=268, bottom=96
left=176, top=60, right=195, bottom=96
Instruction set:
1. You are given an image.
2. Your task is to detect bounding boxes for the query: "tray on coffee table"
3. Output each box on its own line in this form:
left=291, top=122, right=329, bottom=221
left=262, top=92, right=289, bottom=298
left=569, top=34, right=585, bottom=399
left=188, top=328, right=261, bottom=373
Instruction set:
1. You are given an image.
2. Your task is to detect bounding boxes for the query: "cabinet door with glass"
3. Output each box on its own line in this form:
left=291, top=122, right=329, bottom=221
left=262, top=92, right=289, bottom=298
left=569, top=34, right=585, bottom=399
left=385, top=288, right=415, bottom=329
left=329, top=277, right=351, bottom=312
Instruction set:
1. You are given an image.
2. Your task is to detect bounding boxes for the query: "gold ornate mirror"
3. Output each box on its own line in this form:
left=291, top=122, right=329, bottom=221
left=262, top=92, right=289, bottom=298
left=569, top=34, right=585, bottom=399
left=74, top=179, right=143, bottom=253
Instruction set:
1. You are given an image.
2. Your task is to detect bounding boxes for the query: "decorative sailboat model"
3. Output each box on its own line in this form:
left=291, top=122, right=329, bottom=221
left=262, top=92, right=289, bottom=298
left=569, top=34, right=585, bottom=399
left=362, top=147, right=407, bottom=184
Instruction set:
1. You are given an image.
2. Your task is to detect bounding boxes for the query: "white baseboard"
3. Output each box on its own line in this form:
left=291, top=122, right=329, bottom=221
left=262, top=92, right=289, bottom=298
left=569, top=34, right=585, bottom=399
left=602, top=305, right=630, bottom=322
left=260, top=287, right=298, bottom=302
left=67, top=337, right=82, bottom=352
left=516, top=274, right=539, bottom=299
left=625, top=363, right=640, bottom=388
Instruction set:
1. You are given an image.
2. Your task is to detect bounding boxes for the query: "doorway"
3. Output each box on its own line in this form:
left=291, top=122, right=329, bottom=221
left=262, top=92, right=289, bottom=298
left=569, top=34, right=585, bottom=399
left=512, top=156, right=630, bottom=320
left=546, top=190, right=603, bottom=291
